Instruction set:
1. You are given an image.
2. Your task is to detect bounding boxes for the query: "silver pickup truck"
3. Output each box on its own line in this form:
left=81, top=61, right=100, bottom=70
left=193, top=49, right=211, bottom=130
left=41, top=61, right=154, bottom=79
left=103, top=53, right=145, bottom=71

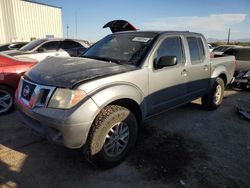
left=16, top=29, right=235, bottom=168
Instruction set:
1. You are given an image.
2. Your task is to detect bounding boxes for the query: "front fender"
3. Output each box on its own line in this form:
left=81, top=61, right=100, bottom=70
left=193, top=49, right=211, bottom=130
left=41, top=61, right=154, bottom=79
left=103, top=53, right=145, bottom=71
left=89, top=83, right=145, bottom=116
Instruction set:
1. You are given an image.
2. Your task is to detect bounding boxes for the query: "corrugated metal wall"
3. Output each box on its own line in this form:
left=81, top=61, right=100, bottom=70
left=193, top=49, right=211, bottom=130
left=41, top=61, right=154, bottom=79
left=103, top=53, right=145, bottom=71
left=0, top=0, right=63, bottom=44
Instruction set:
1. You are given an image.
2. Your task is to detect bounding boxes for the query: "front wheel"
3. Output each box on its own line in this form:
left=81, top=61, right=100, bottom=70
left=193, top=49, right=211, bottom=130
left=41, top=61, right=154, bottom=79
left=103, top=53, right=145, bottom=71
left=201, top=77, right=225, bottom=110
left=84, top=105, right=138, bottom=168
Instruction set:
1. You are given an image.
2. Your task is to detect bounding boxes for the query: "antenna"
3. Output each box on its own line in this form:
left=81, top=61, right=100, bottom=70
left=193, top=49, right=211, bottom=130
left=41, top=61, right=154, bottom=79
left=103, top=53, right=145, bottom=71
left=75, top=11, right=78, bottom=39
left=66, top=24, right=69, bottom=38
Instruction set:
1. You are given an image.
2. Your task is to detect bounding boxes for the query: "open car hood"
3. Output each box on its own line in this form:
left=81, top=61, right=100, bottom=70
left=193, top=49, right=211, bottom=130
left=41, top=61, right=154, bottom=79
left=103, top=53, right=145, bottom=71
left=103, top=20, right=137, bottom=33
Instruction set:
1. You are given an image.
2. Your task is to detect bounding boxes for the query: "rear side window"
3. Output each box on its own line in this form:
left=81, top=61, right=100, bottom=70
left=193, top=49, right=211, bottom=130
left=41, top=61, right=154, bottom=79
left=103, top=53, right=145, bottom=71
left=155, top=37, right=184, bottom=64
left=60, top=41, right=82, bottom=49
left=40, top=41, right=60, bottom=51
left=187, top=37, right=205, bottom=64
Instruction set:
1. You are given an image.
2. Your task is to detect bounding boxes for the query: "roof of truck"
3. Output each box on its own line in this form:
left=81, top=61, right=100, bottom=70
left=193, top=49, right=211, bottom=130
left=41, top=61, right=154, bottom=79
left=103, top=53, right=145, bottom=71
left=113, top=30, right=203, bottom=36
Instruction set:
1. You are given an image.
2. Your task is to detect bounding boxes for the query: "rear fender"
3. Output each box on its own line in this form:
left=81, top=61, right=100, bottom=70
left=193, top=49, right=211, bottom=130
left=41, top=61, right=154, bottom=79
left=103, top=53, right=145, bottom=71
left=211, top=65, right=228, bottom=85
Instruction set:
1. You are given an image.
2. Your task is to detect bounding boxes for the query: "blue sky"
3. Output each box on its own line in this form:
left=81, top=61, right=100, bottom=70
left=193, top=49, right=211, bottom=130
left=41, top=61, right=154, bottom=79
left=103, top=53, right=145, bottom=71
left=36, top=0, right=250, bottom=42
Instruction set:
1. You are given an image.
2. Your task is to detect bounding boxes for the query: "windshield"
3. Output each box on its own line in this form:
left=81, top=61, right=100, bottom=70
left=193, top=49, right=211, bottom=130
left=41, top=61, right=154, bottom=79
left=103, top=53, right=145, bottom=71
left=81, top=32, right=158, bottom=65
left=19, top=39, right=47, bottom=51
left=213, top=46, right=231, bottom=52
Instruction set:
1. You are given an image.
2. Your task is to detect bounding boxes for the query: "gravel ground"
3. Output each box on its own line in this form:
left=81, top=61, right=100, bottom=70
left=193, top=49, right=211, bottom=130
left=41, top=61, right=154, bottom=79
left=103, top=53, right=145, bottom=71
left=0, top=89, right=249, bottom=188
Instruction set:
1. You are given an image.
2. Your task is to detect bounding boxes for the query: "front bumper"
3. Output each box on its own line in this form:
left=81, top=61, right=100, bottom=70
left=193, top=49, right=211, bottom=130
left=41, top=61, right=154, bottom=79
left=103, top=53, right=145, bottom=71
left=15, top=78, right=99, bottom=149
left=16, top=97, right=99, bottom=148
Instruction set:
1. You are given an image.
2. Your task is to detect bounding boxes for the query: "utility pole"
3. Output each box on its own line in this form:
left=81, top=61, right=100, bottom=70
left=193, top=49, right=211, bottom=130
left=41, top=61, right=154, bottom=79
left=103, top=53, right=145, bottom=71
left=227, top=28, right=231, bottom=44
left=66, top=24, right=69, bottom=38
left=75, top=11, right=78, bottom=39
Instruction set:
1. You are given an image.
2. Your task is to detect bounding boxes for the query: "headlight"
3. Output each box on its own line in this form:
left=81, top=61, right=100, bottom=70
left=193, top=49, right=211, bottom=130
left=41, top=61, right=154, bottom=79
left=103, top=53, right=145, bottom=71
left=48, top=88, right=87, bottom=109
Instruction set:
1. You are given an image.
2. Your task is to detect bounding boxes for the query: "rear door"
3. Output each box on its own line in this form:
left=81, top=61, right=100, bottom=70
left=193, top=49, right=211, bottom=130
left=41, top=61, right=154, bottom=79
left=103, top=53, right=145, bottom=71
left=59, top=41, right=86, bottom=57
left=185, top=36, right=210, bottom=99
left=147, top=36, right=188, bottom=116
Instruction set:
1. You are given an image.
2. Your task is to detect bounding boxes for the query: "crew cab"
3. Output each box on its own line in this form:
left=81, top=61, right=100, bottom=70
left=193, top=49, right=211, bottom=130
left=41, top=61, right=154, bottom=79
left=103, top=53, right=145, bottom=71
left=15, top=30, right=235, bottom=168
left=4, top=38, right=90, bottom=62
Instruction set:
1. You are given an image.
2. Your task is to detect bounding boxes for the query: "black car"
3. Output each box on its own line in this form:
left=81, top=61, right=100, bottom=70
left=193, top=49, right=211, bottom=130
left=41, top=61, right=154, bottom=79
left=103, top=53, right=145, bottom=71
left=223, top=47, right=250, bottom=90
left=0, top=42, right=28, bottom=52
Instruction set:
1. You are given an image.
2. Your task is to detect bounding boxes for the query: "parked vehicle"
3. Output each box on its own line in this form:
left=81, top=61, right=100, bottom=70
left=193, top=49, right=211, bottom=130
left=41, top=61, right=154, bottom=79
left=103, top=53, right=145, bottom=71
left=15, top=22, right=235, bottom=168
left=223, top=47, right=250, bottom=90
left=208, top=44, right=213, bottom=52
left=4, top=38, right=90, bottom=62
left=0, top=53, right=36, bottom=115
left=212, top=45, right=240, bottom=56
left=0, top=42, right=28, bottom=52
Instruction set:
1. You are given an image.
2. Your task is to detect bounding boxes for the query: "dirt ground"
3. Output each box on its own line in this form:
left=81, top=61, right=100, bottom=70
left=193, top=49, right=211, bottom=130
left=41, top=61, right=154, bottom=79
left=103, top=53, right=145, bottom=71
left=0, top=89, right=249, bottom=188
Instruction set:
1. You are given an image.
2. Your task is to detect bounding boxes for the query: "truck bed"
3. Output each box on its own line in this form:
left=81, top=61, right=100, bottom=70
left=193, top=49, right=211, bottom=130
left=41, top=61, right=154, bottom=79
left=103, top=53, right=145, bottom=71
left=211, top=56, right=235, bottom=85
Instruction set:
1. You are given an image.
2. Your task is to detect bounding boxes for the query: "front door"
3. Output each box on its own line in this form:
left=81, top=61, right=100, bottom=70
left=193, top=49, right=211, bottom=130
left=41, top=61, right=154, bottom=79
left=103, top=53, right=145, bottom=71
left=33, top=41, right=61, bottom=62
left=147, top=36, right=188, bottom=116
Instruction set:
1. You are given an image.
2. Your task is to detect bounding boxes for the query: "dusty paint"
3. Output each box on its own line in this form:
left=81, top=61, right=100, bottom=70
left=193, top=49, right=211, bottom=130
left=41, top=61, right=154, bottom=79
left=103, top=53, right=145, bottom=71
left=25, top=56, right=138, bottom=88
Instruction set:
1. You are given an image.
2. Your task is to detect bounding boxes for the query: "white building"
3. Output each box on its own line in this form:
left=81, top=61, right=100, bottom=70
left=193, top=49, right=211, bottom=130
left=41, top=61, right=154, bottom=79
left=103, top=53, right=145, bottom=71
left=0, top=0, right=63, bottom=44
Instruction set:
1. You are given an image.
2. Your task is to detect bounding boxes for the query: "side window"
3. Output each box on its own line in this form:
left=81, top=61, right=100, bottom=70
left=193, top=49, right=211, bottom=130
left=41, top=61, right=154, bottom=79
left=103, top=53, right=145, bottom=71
left=60, top=41, right=82, bottom=50
left=223, top=49, right=236, bottom=56
left=236, top=49, right=250, bottom=61
left=40, top=41, right=60, bottom=51
left=155, top=37, right=184, bottom=65
left=187, top=37, right=205, bottom=64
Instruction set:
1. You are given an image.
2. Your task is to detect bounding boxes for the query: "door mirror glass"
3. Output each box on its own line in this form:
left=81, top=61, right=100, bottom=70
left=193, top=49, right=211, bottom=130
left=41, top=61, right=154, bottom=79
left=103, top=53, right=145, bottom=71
left=155, top=56, right=177, bottom=69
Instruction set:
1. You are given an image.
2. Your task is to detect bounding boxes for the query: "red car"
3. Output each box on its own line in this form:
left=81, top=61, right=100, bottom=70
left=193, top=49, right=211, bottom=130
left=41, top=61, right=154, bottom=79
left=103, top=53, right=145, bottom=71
left=0, top=53, right=36, bottom=115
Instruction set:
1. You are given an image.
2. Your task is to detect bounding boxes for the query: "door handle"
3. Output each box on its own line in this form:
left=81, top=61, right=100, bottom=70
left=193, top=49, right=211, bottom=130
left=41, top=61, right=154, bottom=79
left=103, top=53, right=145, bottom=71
left=204, top=65, right=209, bottom=71
left=181, top=69, right=188, bottom=77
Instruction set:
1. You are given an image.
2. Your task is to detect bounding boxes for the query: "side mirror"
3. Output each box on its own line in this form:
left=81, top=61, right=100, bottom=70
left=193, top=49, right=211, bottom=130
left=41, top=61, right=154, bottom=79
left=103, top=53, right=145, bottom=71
left=37, top=47, right=46, bottom=53
left=155, top=56, right=177, bottom=69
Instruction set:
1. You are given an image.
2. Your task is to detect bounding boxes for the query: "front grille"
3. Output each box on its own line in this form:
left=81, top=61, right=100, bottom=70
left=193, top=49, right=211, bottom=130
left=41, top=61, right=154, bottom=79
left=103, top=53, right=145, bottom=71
left=21, top=81, right=36, bottom=101
left=40, top=89, right=50, bottom=104
left=19, top=78, right=55, bottom=108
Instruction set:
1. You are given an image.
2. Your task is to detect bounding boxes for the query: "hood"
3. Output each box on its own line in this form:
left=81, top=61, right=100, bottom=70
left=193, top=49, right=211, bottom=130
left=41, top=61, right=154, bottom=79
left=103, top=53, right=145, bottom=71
left=103, top=20, right=137, bottom=33
left=3, top=49, right=31, bottom=56
left=25, top=57, right=138, bottom=88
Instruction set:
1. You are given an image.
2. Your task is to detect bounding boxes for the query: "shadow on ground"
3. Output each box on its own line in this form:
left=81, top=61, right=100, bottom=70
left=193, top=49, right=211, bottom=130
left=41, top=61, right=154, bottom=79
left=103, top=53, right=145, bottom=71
left=129, top=125, right=208, bottom=184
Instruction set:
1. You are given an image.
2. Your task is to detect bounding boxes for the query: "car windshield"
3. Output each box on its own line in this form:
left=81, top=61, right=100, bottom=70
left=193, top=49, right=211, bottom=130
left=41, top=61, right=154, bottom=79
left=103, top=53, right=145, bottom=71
left=213, top=46, right=231, bottom=52
left=19, top=39, right=47, bottom=51
left=81, top=32, right=158, bottom=65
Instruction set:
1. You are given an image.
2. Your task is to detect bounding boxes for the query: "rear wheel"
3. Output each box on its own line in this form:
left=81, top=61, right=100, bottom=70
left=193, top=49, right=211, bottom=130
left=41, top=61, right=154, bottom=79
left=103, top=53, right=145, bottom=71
left=201, top=77, right=225, bottom=110
left=84, top=105, right=138, bottom=168
left=0, top=86, right=14, bottom=115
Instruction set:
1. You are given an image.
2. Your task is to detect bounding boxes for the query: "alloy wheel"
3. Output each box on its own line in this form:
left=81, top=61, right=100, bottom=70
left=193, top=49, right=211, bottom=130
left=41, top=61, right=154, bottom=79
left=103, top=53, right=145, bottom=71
left=103, top=122, right=130, bottom=157
left=0, top=90, right=13, bottom=114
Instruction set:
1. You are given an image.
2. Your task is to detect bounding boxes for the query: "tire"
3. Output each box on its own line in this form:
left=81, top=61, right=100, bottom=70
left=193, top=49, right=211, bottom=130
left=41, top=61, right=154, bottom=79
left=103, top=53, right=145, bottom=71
left=84, top=105, right=138, bottom=168
left=0, top=85, right=14, bottom=115
left=201, top=77, right=225, bottom=110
